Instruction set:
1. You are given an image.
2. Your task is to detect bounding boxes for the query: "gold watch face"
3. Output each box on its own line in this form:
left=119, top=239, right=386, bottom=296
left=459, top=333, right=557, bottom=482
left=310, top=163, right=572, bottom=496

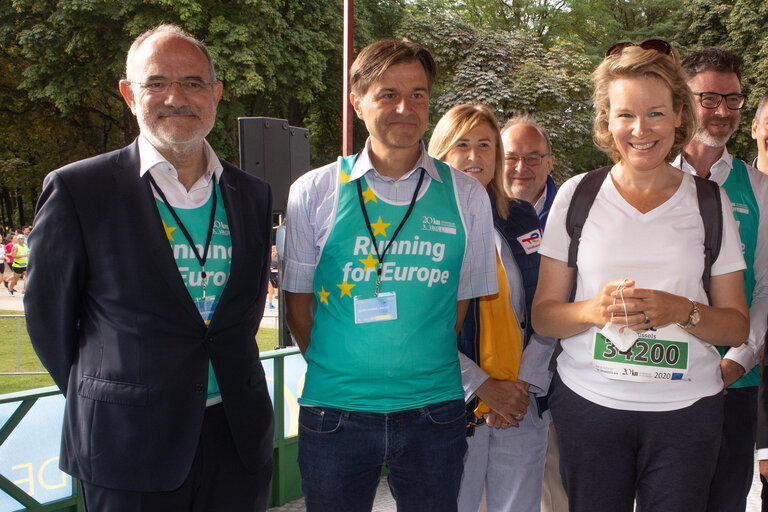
left=690, top=305, right=700, bottom=327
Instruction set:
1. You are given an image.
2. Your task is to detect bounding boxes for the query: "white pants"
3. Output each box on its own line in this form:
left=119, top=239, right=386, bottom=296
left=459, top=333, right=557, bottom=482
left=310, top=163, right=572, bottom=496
left=457, top=397, right=550, bottom=512
left=540, top=422, right=569, bottom=512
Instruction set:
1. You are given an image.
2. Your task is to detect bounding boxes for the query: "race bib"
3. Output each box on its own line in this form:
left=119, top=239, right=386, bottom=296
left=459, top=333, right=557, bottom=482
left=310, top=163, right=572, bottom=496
left=593, top=325, right=689, bottom=382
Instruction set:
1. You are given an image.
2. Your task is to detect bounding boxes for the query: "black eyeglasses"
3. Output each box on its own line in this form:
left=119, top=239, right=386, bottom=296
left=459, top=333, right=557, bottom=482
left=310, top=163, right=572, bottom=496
left=606, top=39, right=672, bottom=58
left=505, top=153, right=550, bottom=167
left=691, top=92, right=746, bottom=110
left=128, top=79, right=216, bottom=95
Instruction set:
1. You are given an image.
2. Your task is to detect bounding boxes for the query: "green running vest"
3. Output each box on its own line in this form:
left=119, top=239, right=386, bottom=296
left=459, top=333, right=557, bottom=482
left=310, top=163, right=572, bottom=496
left=719, top=158, right=759, bottom=388
left=155, top=184, right=231, bottom=401
left=300, top=156, right=466, bottom=412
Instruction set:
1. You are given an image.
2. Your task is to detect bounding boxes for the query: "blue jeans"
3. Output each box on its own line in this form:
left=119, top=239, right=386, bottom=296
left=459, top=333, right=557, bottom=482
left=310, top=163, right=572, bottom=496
left=298, top=399, right=467, bottom=512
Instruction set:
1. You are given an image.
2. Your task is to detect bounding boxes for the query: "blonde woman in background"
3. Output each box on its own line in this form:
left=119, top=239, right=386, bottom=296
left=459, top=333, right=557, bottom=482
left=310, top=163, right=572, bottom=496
left=430, top=103, right=555, bottom=512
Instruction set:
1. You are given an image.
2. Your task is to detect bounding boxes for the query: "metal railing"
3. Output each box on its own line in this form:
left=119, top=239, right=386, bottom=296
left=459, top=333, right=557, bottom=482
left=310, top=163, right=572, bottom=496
left=0, top=347, right=304, bottom=511
left=0, top=315, right=45, bottom=376
left=0, top=387, right=82, bottom=512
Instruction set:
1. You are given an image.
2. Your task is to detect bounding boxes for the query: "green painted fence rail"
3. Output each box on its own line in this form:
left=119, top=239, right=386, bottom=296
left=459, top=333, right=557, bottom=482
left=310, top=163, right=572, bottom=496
left=0, top=347, right=304, bottom=511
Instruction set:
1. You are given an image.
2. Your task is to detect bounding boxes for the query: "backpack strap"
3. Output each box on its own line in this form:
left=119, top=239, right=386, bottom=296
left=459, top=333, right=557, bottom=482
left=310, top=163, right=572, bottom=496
left=565, top=166, right=612, bottom=268
left=564, top=167, right=722, bottom=301
left=693, top=175, right=722, bottom=301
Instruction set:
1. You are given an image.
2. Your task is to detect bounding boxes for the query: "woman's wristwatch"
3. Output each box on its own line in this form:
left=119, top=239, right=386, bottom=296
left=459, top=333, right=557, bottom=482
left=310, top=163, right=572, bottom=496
left=677, top=298, right=700, bottom=329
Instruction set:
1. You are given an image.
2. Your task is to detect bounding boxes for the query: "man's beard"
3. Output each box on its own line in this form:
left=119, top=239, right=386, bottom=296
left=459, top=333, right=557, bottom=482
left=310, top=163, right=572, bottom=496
left=693, top=117, right=737, bottom=148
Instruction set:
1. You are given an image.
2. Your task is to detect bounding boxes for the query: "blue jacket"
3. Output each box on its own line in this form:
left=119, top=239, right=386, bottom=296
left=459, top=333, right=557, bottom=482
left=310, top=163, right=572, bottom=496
left=457, top=194, right=544, bottom=431
left=539, top=175, right=557, bottom=231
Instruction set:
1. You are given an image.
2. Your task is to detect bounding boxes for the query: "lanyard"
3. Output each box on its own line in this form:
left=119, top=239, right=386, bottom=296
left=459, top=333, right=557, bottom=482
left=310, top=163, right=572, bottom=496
left=356, top=167, right=426, bottom=296
left=147, top=173, right=218, bottom=299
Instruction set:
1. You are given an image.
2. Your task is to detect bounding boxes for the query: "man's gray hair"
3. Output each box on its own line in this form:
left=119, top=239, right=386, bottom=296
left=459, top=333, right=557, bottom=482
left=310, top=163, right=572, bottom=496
left=501, top=114, right=552, bottom=154
left=756, top=90, right=768, bottom=122
left=125, top=24, right=216, bottom=82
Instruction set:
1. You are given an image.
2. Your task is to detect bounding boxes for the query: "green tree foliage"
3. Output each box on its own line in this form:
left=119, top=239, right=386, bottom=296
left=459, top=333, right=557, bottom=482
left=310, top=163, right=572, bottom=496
left=0, top=0, right=416, bottom=208
left=680, top=0, right=768, bottom=161
left=0, top=0, right=346, bottom=225
left=305, top=0, right=409, bottom=163
left=403, top=15, right=605, bottom=179
left=407, top=0, right=686, bottom=62
left=3, top=0, right=762, bottom=211
left=407, top=0, right=568, bottom=38
left=556, top=0, right=687, bottom=62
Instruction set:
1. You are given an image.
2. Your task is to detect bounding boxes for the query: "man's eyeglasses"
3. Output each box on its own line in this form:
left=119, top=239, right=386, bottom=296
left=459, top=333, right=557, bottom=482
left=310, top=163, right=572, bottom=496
left=505, top=153, right=550, bottom=167
left=129, top=79, right=216, bottom=94
left=691, top=92, right=746, bottom=110
left=606, top=39, right=672, bottom=58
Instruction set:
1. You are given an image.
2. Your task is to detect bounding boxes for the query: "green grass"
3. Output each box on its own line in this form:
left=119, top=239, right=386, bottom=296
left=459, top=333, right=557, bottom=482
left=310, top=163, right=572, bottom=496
left=0, top=312, right=279, bottom=395
left=256, top=327, right=280, bottom=352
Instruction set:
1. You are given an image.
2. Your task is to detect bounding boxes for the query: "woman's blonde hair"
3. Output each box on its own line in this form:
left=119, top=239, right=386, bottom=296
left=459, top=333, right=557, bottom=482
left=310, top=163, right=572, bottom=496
left=592, top=42, right=696, bottom=163
left=429, top=103, right=509, bottom=219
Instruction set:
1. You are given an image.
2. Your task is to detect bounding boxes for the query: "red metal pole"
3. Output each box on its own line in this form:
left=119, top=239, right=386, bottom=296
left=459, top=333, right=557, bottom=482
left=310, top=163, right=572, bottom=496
left=342, top=0, right=354, bottom=156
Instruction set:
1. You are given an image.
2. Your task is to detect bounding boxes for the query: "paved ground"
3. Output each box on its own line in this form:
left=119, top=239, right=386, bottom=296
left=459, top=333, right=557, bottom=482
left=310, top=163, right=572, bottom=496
left=261, top=300, right=280, bottom=329
left=269, top=477, right=396, bottom=511
left=0, top=290, right=24, bottom=311
left=270, top=465, right=764, bottom=511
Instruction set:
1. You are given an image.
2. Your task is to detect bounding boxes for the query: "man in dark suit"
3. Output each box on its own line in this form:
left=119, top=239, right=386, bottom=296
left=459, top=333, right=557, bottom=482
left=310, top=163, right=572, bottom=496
left=24, top=24, right=274, bottom=511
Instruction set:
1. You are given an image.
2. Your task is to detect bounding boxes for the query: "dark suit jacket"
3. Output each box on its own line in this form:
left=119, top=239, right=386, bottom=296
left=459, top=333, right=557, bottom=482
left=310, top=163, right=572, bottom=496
left=24, top=141, right=275, bottom=492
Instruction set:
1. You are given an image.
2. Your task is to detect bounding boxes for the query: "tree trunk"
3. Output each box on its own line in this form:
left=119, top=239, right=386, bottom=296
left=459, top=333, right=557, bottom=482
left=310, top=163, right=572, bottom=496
left=28, top=187, right=38, bottom=225
left=3, top=187, right=14, bottom=229
left=15, top=189, right=24, bottom=227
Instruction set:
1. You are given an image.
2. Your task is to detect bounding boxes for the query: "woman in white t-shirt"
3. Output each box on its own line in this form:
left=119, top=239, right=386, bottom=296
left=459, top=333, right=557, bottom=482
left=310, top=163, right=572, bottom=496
left=531, top=40, right=749, bottom=512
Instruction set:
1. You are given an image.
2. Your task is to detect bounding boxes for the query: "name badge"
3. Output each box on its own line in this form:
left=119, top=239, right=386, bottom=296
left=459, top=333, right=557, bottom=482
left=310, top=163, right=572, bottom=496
left=354, top=292, right=397, bottom=324
left=194, top=297, right=217, bottom=323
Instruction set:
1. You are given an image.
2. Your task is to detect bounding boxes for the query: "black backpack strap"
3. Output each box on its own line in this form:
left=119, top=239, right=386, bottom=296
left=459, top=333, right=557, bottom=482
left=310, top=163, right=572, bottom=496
left=693, top=175, right=722, bottom=301
left=565, top=166, right=612, bottom=268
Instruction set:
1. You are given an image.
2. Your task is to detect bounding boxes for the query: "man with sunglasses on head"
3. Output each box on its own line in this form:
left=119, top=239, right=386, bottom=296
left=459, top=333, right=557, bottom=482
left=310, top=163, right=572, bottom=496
left=675, top=47, right=768, bottom=512
left=24, top=24, right=275, bottom=511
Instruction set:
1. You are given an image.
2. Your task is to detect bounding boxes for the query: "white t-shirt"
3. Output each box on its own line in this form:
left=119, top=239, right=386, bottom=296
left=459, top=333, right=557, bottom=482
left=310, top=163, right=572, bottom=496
left=540, top=171, right=746, bottom=411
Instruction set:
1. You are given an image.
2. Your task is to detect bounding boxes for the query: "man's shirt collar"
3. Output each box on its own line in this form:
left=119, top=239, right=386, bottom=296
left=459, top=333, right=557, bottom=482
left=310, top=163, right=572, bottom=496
left=347, top=139, right=443, bottom=183
left=673, top=146, right=732, bottom=183
left=137, top=135, right=223, bottom=184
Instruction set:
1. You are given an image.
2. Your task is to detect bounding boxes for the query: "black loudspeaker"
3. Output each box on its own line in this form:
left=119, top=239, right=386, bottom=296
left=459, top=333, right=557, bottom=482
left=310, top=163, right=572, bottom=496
left=237, top=117, right=311, bottom=213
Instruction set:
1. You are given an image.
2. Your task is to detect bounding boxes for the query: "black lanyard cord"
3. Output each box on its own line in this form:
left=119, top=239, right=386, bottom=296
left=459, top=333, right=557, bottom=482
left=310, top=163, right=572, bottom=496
left=147, top=173, right=218, bottom=298
left=356, top=167, right=426, bottom=295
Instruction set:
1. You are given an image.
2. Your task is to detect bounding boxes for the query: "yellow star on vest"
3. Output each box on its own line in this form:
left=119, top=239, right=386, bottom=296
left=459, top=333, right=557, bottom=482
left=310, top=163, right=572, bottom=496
left=359, top=253, right=379, bottom=271
left=337, top=280, right=356, bottom=298
left=362, top=187, right=377, bottom=204
left=317, top=286, right=330, bottom=305
left=340, top=171, right=350, bottom=184
left=162, top=220, right=177, bottom=241
left=371, top=216, right=390, bottom=237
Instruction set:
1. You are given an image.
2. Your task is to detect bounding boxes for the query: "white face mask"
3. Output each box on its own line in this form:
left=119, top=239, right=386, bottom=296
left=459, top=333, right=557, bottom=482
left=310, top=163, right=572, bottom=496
left=600, top=322, right=638, bottom=353
left=599, top=280, right=638, bottom=352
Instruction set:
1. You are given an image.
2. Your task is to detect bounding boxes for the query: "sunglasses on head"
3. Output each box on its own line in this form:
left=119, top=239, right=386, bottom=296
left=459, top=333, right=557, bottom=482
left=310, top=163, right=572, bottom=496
left=606, top=39, right=672, bottom=58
